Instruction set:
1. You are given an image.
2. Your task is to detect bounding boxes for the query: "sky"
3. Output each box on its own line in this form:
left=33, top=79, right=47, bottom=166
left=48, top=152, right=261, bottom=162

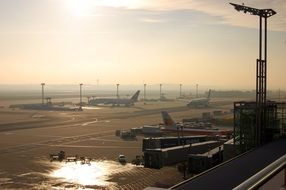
left=0, top=0, right=285, bottom=90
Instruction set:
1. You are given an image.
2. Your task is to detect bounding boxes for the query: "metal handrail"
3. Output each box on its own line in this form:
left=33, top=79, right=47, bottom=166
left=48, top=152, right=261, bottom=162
left=233, top=154, right=286, bottom=190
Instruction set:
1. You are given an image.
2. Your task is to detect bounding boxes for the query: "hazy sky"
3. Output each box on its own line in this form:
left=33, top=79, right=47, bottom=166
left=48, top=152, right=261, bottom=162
left=0, top=0, right=285, bottom=89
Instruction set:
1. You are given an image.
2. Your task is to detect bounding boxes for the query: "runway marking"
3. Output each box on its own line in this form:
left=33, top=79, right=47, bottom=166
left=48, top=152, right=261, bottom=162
left=2, top=132, right=14, bottom=135
left=35, top=144, right=141, bottom=149
left=82, top=106, right=102, bottom=110
left=81, top=119, right=98, bottom=126
left=0, top=177, right=11, bottom=183
left=0, top=133, right=64, bottom=138
left=31, top=114, right=45, bottom=118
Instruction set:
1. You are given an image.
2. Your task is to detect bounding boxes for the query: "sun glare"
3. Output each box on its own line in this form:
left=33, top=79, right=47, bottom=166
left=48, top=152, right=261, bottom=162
left=65, top=0, right=143, bottom=16
left=100, top=0, right=142, bottom=8
left=66, top=0, right=94, bottom=16
left=50, top=160, right=134, bottom=187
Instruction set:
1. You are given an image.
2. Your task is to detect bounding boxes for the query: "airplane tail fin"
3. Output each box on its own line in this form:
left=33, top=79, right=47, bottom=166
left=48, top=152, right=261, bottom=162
left=161, top=111, right=176, bottom=128
left=131, top=90, right=140, bottom=102
left=207, top=89, right=211, bottom=99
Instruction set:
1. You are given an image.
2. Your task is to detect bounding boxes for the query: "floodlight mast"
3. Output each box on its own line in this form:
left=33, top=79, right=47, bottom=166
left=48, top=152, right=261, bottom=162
left=230, top=3, right=276, bottom=146
left=230, top=3, right=276, bottom=18
left=79, top=83, right=83, bottom=109
left=41, top=83, right=45, bottom=105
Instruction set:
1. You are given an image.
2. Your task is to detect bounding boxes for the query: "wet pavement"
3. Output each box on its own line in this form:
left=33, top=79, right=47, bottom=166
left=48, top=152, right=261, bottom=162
left=0, top=159, right=183, bottom=189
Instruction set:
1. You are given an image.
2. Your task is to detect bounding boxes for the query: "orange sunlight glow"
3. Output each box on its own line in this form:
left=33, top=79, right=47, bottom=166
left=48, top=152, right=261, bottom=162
left=66, top=0, right=142, bottom=16
left=100, top=0, right=143, bottom=9
left=66, top=0, right=94, bottom=16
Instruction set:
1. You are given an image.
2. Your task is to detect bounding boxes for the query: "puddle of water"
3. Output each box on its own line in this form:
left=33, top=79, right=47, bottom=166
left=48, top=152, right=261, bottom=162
left=49, top=160, right=134, bottom=187
left=0, top=160, right=134, bottom=189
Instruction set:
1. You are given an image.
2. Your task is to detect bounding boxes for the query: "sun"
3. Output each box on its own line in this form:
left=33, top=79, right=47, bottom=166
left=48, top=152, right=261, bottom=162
left=95, top=0, right=143, bottom=9
left=66, top=0, right=142, bottom=16
left=66, top=0, right=94, bottom=17
left=100, top=0, right=142, bottom=9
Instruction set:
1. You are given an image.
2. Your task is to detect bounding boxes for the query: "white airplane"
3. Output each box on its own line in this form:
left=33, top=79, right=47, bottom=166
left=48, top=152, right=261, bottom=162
left=186, top=89, right=211, bottom=107
left=89, top=90, right=140, bottom=106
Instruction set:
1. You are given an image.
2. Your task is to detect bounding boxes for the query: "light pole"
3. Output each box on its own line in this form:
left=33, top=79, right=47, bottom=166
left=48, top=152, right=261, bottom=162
left=79, top=83, right=83, bottom=109
left=87, top=96, right=91, bottom=105
left=41, top=83, right=45, bottom=106
left=177, top=126, right=181, bottom=146
left=196, top=84, right=198, bottom=98
left=230, top=2, right=276, bottom=145
left=159, top=84, right=162, bottom=100
left=116, top=84, right=120, bottom=99
left=144, top=83, right=146, bottom=103
left=180, top=84, right=182, bottom=98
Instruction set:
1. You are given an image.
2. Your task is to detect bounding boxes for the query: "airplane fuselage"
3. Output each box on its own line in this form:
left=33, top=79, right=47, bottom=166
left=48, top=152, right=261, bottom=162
left=89, top=90, right=140, bottom=107
left=187, top=98, right=210, bottom=107
left=161, top=127, right=231, bottom=136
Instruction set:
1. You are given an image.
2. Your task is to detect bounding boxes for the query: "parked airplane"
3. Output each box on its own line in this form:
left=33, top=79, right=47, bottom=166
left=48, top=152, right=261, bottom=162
left=187, top=89, right=211, bottom=107
left=88, top=90, right=140, bottom=106
left=161, top=111, right=232, bottom=136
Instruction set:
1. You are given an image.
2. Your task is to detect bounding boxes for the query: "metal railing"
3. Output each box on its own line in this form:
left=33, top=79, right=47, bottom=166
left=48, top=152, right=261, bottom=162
left=233, top=154, right=286, bottom=190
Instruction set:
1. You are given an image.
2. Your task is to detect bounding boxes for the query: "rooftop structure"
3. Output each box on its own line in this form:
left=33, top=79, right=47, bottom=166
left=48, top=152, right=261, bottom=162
left=171, top=138, right=286, bottom=190
left=234, top=101, right=286, bottom=152
left=144, top=141, right=223, bottom=169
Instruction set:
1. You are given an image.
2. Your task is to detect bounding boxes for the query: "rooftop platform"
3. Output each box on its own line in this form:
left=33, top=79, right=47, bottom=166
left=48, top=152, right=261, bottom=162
left=172, top=138, right=286, bottom=190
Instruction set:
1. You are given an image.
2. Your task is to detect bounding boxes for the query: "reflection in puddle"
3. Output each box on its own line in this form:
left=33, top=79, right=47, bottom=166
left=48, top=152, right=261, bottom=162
left=50, top=160, right=134, bottom=187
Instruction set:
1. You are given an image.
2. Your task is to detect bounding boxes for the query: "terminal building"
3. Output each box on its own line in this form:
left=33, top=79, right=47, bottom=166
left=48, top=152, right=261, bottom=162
left=188, top=145, right=223, bottom=174
left=142, top=136, right=209, bottom=151
left=233, top=101, right=286, bottom=153
left=171, top=139, right=286, bottom=190
left=143, top=141, right=224, bottom=169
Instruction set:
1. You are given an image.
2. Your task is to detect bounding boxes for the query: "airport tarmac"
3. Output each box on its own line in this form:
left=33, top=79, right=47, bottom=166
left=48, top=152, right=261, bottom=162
left=0, top=98, right=235, bottom=189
